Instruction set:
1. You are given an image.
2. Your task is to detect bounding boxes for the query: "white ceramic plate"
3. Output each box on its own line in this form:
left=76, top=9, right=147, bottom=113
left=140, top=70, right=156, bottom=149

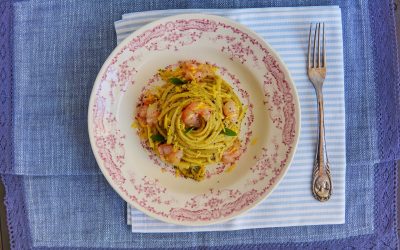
left=88, top=14, right=300, bottom=226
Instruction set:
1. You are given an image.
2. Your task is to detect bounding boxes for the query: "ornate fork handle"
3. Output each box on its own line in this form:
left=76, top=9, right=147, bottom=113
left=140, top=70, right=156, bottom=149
left=308, top=23, right=332, bottom=201
left=312, top=87, right=332, bottom=201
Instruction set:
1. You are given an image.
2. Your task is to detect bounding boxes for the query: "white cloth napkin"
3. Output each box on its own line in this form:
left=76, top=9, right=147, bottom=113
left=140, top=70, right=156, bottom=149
left=115, top=6, right=346, bottom=233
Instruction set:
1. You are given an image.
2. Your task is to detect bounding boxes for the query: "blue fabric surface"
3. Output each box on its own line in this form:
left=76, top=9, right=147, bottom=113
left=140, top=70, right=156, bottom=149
left=16, top=164, right=374, bottom=248
left=3, top=162, right=395, bottom=249
left=3, top=0, right=398, bottom=176
left=0, top=0, right=398, bottom=249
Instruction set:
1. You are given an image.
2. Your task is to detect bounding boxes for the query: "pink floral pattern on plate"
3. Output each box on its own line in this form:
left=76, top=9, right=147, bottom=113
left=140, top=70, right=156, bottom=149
left=88, top=14, right=299, bottom=225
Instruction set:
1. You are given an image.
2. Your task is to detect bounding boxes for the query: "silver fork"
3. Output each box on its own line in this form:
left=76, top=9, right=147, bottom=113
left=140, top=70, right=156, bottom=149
left=308, top=23, right=332, bottom=202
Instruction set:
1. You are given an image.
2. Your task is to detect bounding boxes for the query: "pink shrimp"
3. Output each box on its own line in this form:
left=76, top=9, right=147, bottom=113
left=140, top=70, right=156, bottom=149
left=181, top=102, right=212, bottom=128
left=146, top=103, right=159, bottom=125
left=158, top=144, right=183, bottom=165
left=137, top=105, right=148, bottom=126
left=222, top=140, right=242, bottom=164
left=223, top=100, right=239, bottom=123
left=137, top=103, right=159, bottom=126
left=142, top=93, right=156, bottom=105
left=181, top=61, right=214, bottom=81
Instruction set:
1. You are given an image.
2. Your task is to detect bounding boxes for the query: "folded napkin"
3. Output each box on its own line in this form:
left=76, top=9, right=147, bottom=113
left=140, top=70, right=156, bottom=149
left=114, top=6, right=346, bottom=233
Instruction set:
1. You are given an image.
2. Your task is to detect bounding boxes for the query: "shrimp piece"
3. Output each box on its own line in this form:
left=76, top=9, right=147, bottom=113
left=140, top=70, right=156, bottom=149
left=181, top=102, right=211, bottom=128
left=181, top=61, right=198, bottom=80
left=158, top=144, right=183, bottom=165
left=146, top=103, right=159, bottom=125
left=137, top=105, right=148, bottom=126
left=181, top=61, right=214, bottom=81
left=223, top=100, right=239, bottom=123
left=137, top=103, right=159, bottom=126
left=142, top=93, right=156, bottom=105
left=222, top=140, right=242, bottom=164
left=181, top=61, right=197, bottom=72
left=194, top=71, right=205, bottom=81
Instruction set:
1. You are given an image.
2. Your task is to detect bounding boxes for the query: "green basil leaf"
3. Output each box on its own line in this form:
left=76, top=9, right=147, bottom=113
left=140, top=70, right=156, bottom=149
left=223, top=128, right=237, bottom=136
left=150, top=134, right=166, bottom=143
left=184, top=127, right=194, bottom=134
left=169, top=77, right=187, bottom=85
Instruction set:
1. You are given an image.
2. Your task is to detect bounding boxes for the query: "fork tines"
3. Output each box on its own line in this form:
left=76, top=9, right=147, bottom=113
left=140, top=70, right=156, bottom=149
left=308, top=23, right=326, bottom=69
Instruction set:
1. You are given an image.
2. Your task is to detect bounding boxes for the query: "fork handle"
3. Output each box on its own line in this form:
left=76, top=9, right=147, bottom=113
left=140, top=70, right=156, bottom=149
left=312, top=88, right=332, bottom=201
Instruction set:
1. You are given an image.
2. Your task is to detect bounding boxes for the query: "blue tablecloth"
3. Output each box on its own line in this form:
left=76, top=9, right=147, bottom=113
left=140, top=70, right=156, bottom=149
left=0, top=0, right=399, bottom=249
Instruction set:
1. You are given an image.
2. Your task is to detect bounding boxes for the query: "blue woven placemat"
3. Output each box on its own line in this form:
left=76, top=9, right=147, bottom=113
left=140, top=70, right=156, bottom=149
left=1, top=0, right=398, bottom=176
left=0, top=0, right=399, bottom=249
left=0, top=162, right=394, bottom=249
left=1, top=164, right=373, bottom=248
